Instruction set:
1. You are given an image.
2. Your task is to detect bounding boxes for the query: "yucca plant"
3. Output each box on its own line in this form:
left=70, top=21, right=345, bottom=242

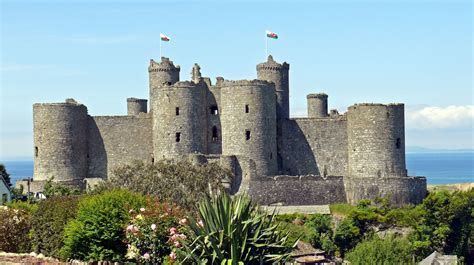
left=177, top=193, right=297, bottom=264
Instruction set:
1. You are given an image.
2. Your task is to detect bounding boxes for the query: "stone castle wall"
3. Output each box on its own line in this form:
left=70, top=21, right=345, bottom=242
left=31, top=55, right=427, bottom=206
left=221, top=80, right=277, bottom=176
left=88, top=114, right=153, bottom=178
left=151, top=81, right=208, bottom=160
left=33, top=101, right=89, bottom=182
left=347, top=103, right=406, bottom=178
left=279, top=117, right=348, bottom=176
left=248, top=175, right=346, bottom=206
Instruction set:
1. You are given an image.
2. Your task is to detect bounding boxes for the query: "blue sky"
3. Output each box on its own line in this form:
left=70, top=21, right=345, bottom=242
left=1, top=0, right=472, bottom=159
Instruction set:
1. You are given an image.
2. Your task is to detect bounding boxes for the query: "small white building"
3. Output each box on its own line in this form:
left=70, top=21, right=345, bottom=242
left=0, top=177, right=11, bottom=204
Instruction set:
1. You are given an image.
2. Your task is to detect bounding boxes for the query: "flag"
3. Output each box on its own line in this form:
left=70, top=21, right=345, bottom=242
left=160, top=33, right=170, bottom=42
left=266, top=30, right=278, bottom=39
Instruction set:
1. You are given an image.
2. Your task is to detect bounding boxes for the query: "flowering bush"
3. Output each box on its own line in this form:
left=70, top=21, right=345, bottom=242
left=125, top=198, right=186, bottom=264
left=0, top=206, right=32, bottom=252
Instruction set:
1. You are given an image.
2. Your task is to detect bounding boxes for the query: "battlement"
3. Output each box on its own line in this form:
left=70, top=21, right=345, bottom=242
left=148, top=57, right=180, bottom=72
left=256, top=55, right=289, bottom=71
left=307, top=93, right=328, bottom=99
left=349, top=103, right=404, bottom=109
left=221, top=79, right=274, bottom=87
left=127, top=97, right=147, bottom=103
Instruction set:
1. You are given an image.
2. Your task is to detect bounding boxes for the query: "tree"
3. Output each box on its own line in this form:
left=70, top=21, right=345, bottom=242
left=100, top=160, right=233, bottom=211
left=0, top=164, right=11, bottom=187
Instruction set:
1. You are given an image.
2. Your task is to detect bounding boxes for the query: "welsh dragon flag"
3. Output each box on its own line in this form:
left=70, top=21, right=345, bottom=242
left=266, top=30, right=278, bottom=39
left=160, top=33, right=170, bottom=42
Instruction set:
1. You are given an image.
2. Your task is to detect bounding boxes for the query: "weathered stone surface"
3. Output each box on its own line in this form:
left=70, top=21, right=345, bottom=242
left=31, top=55, right=427, bottom=206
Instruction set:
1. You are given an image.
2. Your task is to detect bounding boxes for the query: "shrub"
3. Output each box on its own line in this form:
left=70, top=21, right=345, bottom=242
left=409, top=189, right=474, bottom=263
left=0, top=206, right=32, bottom=252
left=43, top=177, right=82, bottom=197
left=333, top=218, right=361, bottom=257
left=345, top=236, right=415, bottom=265
left=61, top=189, right=146, bottom=261
left=304, top=214, right=335, bottom=254
left=178, top=193, right=297, bottom=264
left=6, top=200, right=38, bottom=214
left=31, top=196, right=80, bottom=258
left=125, top=198, right=185, bottom=264
left=102, top=160, right=232, bottom=211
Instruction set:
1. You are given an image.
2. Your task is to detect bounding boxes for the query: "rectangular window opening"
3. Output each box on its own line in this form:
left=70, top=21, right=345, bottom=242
left=245, top=130, right=251, bottom=140
left=175, top=132, right=181, bottom=142
left=35, top=147, right=38, bottom=157
left=210, top=105, right=219, bottom=115
left=175, top=107, right=180, bottom=116
left=245, top=104, right=249, bottom=113
left=212, top=126, right=219, bottom=142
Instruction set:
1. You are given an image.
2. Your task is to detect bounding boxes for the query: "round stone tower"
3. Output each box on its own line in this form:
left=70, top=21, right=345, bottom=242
left=127, top=98, right=147, bottom=115
left=220, top=80, right=277, bottom=176
left=33, top=99, right=88, bottom=182
left=256, top=55, right=290, bottom=120
left=148, top=57, right=180, bottom=111
left=151, top=81, right=207, bottom=160
left=307, top=93, right=328, bottom=118
left=347, top=103, right=406, bottom=178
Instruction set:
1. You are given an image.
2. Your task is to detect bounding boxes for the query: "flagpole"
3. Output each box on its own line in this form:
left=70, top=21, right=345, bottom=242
left=265, top=34, right=268, bottom=58
left=160, top=39, right=162, bottom=58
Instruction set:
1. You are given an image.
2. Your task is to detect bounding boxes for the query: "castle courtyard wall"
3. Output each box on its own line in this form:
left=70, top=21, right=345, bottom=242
left=248, top=175, right=346, bottom=205
left=88, top=114, right=152, bottom=178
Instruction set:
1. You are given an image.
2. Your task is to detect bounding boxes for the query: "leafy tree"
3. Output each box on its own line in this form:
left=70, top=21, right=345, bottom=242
left=178, top=193, right=297, bottom=264
left=102, top=160, right=232, bottom=211
left=0, top=164, right=11, bottom=187
left=61, top=189, right=145, bottom=261
left=345, top=235, right=415, bottom=265
left=409, top=189, right=474, bottom=263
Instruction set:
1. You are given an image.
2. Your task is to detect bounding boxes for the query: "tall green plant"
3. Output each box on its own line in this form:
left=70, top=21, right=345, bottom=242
left=178, top=194, right=297, bottom=264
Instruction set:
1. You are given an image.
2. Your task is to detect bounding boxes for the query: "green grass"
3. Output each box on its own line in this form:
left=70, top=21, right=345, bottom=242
left=329, top=203, right=355, bottom=217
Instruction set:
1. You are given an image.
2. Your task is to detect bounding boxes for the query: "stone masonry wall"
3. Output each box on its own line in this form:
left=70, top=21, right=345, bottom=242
left=33, top=102, right=89, bottom=181
left=279, top=117, right=348, bottom=176
left=151, top=81, right=208, bottom=160
left=248, top=175, right=346, bottom=206
left=347, top=104, right=406, bottom=178
left=220, top=80, right=277, bottom=176
left=88, top=114, right=152, bottom=178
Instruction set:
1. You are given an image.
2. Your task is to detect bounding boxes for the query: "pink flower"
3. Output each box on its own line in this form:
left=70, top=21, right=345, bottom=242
left=169, top=251, right=177, bottom=260
left=174, top=240, right=181, bottom=247
left=143, top=253, right=150, bottom=260
left=179, top=218, right=188, bottom=225
left=197, top=220, right=204, bottom=228
left=126, top=225, right=134, bottom=232
left=140, top=207, right=145, bottom=212
left=151, top=224, right=157, bottom=231
left=169, top=227, right=177, bottom=235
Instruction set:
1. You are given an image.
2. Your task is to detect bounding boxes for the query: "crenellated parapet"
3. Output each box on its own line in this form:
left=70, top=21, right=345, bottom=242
left=148, top=57, right=180, bottom=72
left=256, top=55, right=289, bottom=71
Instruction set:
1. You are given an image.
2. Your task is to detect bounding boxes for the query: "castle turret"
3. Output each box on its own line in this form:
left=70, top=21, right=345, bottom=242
left=347, top=103, right=406, bottom=178
left=33, top=99, right=88, bottom=182
left=151, top=81, right=208, bottom=160
left=307, top=93, right=328, bottom=118
left=127, top=98, right=147, bottom=115
left=148, top=57, right=180, bottom=111
left=220, top=80, right=277, bottom=176
left=256, top=55, right=290, bottom=120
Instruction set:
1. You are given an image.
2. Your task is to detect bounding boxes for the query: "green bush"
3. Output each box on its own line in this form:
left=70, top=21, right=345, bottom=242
left=333, top=218, right=361, bottom=256
left=345, top=236, right=415, bottom=265
left=178, top=193, right=297, bottom=264
left=6, top=200, right=38, bottom=214
left=61, top=189, right=146, bottom=261
left=0, top=206, right=32, bottom=252
left=31, top=196, right=80, bottom=258
left=304, top=214, right=335, bottom=254
left=409, top=189, right=474, bottom=263
left=102, top=160, right=232, bottom=211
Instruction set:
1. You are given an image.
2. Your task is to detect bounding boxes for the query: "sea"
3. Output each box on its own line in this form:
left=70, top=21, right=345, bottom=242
left=2, top=152, right=473, bottom=185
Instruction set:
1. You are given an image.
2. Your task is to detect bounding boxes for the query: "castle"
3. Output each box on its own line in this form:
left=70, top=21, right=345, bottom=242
left=28, top=55, right=427, bottom=206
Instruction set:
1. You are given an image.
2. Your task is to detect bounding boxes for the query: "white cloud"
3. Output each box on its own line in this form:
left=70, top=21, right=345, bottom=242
left=406, top=105, right=474, bottom=130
